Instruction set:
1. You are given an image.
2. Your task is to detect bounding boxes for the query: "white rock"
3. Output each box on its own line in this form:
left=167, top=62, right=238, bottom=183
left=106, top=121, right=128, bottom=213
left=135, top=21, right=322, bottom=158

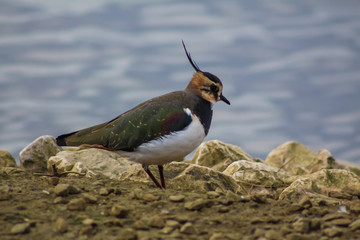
left=48, top=148, right=136, bottom=179
left=19, top=135, right=61, bottom=172
left=223, top=160, right=289, bottom=187
left=191, top=140, right=257, bottom=172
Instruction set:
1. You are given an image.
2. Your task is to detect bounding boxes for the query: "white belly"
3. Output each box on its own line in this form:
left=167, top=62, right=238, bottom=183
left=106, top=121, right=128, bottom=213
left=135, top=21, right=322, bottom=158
left=116, top=111, right=205, bottom=165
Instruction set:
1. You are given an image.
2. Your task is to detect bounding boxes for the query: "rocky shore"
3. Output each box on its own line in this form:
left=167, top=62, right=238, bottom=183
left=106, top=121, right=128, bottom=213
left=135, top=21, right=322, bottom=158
left=1, top=136, right=360, bottom=239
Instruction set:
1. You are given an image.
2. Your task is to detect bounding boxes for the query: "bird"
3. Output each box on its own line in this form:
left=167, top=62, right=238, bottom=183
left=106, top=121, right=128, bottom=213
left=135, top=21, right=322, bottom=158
left=56, top=41, right=230, bottom=189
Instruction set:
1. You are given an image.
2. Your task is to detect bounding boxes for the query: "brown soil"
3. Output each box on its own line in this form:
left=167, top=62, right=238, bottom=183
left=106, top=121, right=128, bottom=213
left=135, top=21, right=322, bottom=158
left=1, top=172, right=360, bottom=240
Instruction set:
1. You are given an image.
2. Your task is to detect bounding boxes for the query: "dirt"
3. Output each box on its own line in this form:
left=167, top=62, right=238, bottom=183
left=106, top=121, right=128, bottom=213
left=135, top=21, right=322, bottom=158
left=1, top=171, right=360, bottom=240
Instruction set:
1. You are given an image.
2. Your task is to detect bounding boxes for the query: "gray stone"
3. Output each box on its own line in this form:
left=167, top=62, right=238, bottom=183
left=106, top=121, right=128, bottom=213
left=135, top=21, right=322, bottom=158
left=223, top=160, right=288, bottom=188
left=265, top=141, right=335, bottom=176
left=349, top=219, right=360, bottom=231
left=20, top=135, right=61, bottom=172
left=191, top=140, right=257, bottom=172
left=0, top=150, right=16, bottom=167
left=54, top=217, right=68, bottom=233
left=11, top=222, right=31, bottom=234
left=110, top=204, right=128, bottom=218
left=67, top=198, right=86, bottom=211
left=0, top=184, right=10, bottom=201
left=147, top=215, right=165, bottom=228
left=180, top=222, right=196, bottom=234
left=48, top=148, right=136, bottom=178
left=184, top=198, right=212, bottom=211
left=81, top=193, right=98, bottom=204
left=169, top=194, right=185, bottom=202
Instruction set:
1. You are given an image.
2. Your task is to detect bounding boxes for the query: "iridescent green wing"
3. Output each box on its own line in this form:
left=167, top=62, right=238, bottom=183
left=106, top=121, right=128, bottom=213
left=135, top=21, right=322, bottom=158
left=106, top=99, right=192, bottom=150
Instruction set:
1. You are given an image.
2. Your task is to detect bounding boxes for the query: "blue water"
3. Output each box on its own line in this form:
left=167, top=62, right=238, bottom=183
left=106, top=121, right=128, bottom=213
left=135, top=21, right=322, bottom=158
left=1, top=0, right=359, bottom=164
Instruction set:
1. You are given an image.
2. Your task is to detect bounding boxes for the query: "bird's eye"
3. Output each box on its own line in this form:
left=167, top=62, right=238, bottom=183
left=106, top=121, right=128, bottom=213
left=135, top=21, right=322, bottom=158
left=210, top=85, right=219, bottom=92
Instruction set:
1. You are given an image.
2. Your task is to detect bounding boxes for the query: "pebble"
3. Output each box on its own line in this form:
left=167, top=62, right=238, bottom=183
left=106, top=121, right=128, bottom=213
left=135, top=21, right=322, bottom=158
left=209, top=232, right=227, bottom=240
left=130, top=188, right=143, bottom=200
left=133, top=219, right=149, bottom=230
left=292, top=218, right=309, bottom=233
left=169, top=194, right=185, bottom=202
left=184, top=199, right=211, bottom=211
left=54, top=184, right=70, bottom=196
left=349, top=219, right=360, bottom=231
left=54, top=217, right=68, bottom=233
left=225, top=191, right=240, bottom=202
left=299, top=195, right=312, bottom=209
left=207, top=191, right=220, bottom=199
left=53, top=196, right=67, bottom=204
left=180, top=222, right=196, bottom=234
left=147, top=215, right=165, bottom=228
left=99, top=187, right=113, bottom=196
left=166, top=220, right=180, bottom=228
left=10, top=222, right=31, bottom=234
left=218, top=206, right=229, bottom=213
left=81, top=193, right=98, bottom=204
left=161, top=226, right=174, bottom=234
left=323, top=227, right=343, bottom=237
left=82, top=218, right=96, bottom=226
left=67, top=198, right=86, bottom=211
left=323, top=213, right=347, bottom=222
left=110, top=204, right=128, bottom=218
left=0, top=184, right=10, bottom=201
left=142, top=193, right=159, bottom=202
left=331, top=218, right=352, bottom=226
left=120, top=228, right=137, bottom=240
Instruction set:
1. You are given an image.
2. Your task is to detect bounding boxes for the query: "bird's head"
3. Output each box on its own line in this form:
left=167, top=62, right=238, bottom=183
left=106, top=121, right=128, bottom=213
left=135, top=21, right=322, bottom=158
left=182, top=41, right=230, bottom=106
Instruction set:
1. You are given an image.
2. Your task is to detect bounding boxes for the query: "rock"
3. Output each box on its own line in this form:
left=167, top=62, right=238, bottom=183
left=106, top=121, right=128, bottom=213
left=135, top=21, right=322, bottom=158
left=10, top=222, right=31, bottom=234
left=166, top=220, right=180, bottom=228
left=169, top=194, right=185, bottom=202
left=180, top=222, right=196, bottom=234
left=161, top=226, right=174, bottom=234
left=142, top=193, right=160, bottom=202
left=0, top=184, right=10, bottom=201
left=349, top=219, right=360, bottom=231
left=54, top=217, right=68, bottom=233
left=132, top=219, right=149, bottom=230
left=323, top=227, right=343, bottom=237
left=119, top=228, right=137, bottom=240
left=81, top=193, right=98, bottom=204
left=82, top=218, right=96, bottom=226
left=308, top=169, right=360, bottom=197
left=190, top=140, right=257, bottom=172
left=120, top=161, right=241, bottom=192
left=19, top=136, right=61, bottom=172
left=223, top=160, right=288, bottom=188
left=54, top=196, right=67, bottom=204
left=184, top=198, right=212, bottom=211
left=265, top=141, right=335, bottom=175
left=292, top=218, right=309, bottom=233
left=67, top=198, right=86, bottom=211
left=53, top=183, right=80, bottom=196
left=99, top=187, right=113, bottom=196
left=110, top=204, right=128, bottom=218
left=278, top=170, right=359, bottom=202
left=299, top=195, right=312, bottom=209
left=169, top=162, right=241, bottom=192
left=48, top=148, right=136, bottom=178
left=209, top=232, right=227, bottom=240
left=147, top=215, right=165, bottom=228
left=0, top=150, right=16, bottom=167
left=207, top=191, right=221, bottom=199
left=331, top=218, right=352, bottom=226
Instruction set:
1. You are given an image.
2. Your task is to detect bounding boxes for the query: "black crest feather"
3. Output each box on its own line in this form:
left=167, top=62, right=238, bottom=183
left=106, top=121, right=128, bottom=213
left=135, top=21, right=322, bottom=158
left=182, top=40, right=201, bottom=72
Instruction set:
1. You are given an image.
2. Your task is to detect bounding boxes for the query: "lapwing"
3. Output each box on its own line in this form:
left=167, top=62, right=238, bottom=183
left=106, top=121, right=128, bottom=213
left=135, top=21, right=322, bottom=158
left=56, top=41, right=230, bottom=189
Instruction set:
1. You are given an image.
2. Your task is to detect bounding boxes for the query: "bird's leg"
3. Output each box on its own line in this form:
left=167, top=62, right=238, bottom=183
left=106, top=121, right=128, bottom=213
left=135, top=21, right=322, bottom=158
left=158, top=165, right=166, bottom=189
left=142, top=164, right=162, bottom=189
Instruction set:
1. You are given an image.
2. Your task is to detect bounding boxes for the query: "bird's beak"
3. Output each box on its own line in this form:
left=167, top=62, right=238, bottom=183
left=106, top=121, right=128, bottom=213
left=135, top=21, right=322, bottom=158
left=220, top=94, right=230, bottom=105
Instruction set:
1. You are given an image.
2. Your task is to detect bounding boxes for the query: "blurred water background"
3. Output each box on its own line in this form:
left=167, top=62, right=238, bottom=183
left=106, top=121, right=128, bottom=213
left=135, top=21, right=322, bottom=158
left=0, top=0, right=359, bottom=164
